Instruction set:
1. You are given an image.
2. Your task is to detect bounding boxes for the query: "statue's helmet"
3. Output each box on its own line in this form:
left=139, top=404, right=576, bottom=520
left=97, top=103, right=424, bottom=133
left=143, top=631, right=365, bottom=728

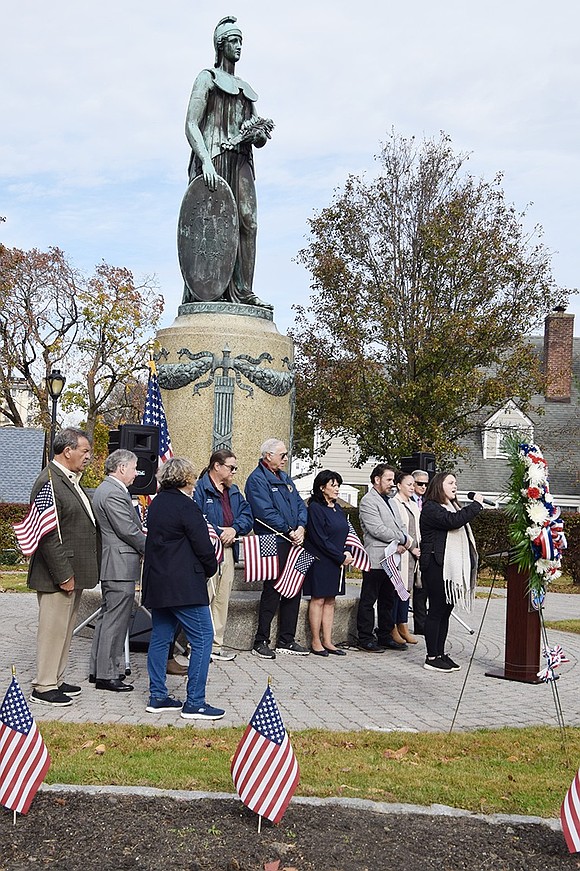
left=213, top=16, right=242, bottom=65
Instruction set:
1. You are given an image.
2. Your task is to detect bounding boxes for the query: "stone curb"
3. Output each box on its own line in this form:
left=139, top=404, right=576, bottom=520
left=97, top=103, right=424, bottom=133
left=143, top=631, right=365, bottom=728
left=40, top=783, right=561, bottom=831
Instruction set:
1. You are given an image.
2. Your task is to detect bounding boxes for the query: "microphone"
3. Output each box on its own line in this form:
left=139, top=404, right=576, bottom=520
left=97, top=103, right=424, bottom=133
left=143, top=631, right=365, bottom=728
left=467, top=491, right=498, bottom=507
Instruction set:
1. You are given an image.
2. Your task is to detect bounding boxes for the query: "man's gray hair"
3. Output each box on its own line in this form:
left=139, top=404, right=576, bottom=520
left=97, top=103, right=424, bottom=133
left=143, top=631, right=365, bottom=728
left=260, top=438, right=284, bottom=458
left=412, top=469, right=429, bottom=480
left=53, top=427, right=91, bottom=456
left=105, top=449, right=137, bottom=475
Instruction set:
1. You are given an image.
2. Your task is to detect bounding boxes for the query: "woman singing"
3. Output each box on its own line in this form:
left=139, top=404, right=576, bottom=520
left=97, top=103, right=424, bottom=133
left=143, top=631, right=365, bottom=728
left=419, top=472, right=483, bottom=673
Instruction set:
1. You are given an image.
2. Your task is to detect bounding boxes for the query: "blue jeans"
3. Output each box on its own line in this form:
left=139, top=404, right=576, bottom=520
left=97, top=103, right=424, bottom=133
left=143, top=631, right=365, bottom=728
left=148, top=605, right=213, bottom=708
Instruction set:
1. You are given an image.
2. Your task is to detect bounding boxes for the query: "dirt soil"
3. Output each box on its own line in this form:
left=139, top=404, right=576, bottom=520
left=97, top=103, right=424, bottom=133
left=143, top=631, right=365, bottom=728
left=1, top=792, right=579, bottom=871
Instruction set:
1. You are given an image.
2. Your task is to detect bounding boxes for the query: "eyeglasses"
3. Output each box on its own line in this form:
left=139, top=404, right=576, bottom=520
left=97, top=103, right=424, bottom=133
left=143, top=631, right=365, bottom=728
left=415, top=481, right=428, bottom=487
left=222, top=464, right=238, bottom=472
left=270, top=452, right=288, bottom=459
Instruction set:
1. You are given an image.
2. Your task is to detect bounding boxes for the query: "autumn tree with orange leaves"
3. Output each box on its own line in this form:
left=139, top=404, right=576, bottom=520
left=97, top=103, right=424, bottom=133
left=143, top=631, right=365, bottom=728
left=0, top=244, right=163, bottom=438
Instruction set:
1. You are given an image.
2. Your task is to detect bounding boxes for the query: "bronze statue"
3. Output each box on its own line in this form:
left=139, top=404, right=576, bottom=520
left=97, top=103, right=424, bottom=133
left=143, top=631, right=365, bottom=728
left=178, top=16, right=273, bottom=308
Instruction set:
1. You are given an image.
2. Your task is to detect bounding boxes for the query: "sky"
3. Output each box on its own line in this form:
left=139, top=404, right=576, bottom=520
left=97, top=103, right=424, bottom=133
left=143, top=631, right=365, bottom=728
left=2, top=1, right=579, bottom=336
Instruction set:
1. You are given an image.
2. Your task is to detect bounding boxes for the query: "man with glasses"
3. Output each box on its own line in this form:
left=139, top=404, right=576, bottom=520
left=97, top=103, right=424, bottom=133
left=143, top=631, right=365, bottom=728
left=194, top=449, right=253, bottom=661
left=411, top=470, right=430, bottom=635
left=245, top=438, right=308, bottom=659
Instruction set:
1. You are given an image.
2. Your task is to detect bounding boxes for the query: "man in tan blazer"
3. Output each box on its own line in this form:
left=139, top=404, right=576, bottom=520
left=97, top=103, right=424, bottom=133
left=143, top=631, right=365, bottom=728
left=27, top=427, right=99, bottom=707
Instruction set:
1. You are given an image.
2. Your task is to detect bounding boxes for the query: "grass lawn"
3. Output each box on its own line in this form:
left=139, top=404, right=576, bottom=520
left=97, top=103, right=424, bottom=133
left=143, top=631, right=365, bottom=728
left=0, top=567, right=28, bottom=592
left=38, top=721, right=580, bottom=819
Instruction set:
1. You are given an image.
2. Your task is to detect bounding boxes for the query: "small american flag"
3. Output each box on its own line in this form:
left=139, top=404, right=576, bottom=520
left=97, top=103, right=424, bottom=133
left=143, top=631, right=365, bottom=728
left=231, top=684, right=299, bottom=824
left=273, top=545, right=315, bottom=599
left=345, top=520, right=371, bottom=573
left=243, top=535, right=279, bottom=582
left=206, top=520, right=224, bottom=564
left=13, top=480, right=58, bottom=556
left=0, top=677, right=50, bottom=815
left=562, top=769, right=580, bottom=852
left=380, top=546, right=410, bottom=601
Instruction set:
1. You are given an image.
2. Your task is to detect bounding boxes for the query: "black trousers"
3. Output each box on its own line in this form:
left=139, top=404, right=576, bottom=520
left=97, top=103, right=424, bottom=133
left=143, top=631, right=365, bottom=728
left=357, top=568, right=395, bottom=645
left=254, top=539, right=301, bottom=647
left=423, top=563, right=454, bottom=656
left=412, top=583, right=428, bottom=635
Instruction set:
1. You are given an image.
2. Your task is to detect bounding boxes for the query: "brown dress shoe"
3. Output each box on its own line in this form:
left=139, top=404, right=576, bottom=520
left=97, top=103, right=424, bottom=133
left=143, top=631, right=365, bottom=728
left=166, top=657, right=188, bottom=676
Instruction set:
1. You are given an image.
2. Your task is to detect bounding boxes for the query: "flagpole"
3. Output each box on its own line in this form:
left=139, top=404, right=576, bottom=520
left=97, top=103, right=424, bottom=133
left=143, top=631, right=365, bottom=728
left=47, top=470, right=62, bottom=544
left=11, top=665, right=16, bottom=826
left=257, top=814, right=262, bottom=834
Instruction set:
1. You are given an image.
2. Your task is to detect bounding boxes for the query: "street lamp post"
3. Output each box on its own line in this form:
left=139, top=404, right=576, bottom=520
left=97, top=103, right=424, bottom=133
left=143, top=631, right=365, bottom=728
left=46, top=369, right=66, bottom=460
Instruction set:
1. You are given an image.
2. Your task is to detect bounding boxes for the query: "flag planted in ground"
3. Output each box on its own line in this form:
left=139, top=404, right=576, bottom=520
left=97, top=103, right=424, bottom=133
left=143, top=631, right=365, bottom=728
left=345, top=520, right=371, bottom=573
left=13, top=480, right=58, bottom=556
left=561, top=769, right=580, bottom=852
left=231, top=684, right=299, bottom=824
left=273, top=545, right=315, bottom=599
left=0, top=676, right=51, bottom=815
left=242, top=534, right=279, bottom=582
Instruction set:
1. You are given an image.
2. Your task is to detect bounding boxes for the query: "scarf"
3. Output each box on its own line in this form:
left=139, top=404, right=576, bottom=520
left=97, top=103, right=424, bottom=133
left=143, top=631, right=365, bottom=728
left=442, top=504, right=478, bottom=612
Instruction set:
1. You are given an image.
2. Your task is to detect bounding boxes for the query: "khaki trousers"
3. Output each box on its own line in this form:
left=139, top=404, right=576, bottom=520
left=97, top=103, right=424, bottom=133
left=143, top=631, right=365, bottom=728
left=207, top=548, right=235, bottom=651
left=34, top=588, right=83, bottom=692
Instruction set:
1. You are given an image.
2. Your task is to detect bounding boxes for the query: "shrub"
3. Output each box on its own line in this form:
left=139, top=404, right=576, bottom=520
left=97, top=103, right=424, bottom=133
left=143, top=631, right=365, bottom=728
left=0, top=503, right=29, bottom=552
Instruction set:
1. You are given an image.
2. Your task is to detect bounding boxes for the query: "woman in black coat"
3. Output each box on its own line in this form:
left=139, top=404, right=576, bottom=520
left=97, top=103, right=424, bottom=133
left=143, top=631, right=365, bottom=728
left=142, top=457, right=224, bottom=720
left=419, top=472, right=483, bottom=673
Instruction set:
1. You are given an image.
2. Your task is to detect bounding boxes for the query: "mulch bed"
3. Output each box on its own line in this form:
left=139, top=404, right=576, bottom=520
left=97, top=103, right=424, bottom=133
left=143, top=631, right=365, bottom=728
left=1, top=792, right=578, bottom=871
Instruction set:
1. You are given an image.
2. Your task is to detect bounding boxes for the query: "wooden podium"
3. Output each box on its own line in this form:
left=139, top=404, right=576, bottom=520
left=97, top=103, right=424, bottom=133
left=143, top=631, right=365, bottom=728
left=486, top=562, right=541, bottom=684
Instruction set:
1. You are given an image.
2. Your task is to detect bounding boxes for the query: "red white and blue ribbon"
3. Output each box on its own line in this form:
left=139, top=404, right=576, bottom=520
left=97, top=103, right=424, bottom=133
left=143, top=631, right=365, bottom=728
left=537, top=644, right=570, bottom=682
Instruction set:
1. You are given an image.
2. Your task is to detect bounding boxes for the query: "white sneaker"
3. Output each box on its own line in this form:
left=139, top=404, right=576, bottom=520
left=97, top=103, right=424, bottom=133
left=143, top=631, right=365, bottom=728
left=211, top=650, right=236, bottom=662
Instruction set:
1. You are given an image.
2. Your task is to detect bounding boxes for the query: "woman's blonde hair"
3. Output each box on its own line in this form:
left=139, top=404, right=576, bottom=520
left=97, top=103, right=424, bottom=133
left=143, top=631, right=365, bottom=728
left=157, top=457, right=197, bottom=490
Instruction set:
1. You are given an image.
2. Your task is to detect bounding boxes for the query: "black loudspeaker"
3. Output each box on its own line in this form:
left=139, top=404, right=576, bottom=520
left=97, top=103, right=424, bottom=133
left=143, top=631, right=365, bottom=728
left=399, top=451, right=436, bottom=479
left=108, top=424, right=159, bottom=496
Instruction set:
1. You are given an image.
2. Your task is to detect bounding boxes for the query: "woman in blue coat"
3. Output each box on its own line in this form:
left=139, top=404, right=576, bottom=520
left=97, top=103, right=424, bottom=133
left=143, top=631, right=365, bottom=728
left=142, top=457, right=224, bottom=720
left=303, top=470, right=354, bottom=656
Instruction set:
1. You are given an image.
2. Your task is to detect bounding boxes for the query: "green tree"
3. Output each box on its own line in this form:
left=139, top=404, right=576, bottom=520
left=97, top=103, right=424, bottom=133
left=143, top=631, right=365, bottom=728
left=292, top=132, right=569, bottom=465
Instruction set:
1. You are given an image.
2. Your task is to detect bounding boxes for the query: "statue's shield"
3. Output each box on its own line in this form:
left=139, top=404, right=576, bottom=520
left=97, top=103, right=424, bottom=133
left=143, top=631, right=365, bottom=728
left=177, top=175, right=239, bottom=302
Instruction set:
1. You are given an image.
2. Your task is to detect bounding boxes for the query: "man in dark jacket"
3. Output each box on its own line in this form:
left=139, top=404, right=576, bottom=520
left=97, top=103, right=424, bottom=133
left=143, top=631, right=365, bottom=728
left=194, top=449, right=253, bottom=661
left=245, top=438, right=308, bottom=659
left=27, top=427, right=99, bottom=707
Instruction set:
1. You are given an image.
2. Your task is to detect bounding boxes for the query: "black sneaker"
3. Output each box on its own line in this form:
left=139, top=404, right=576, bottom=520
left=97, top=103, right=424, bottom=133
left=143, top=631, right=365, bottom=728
left=423, top=656, right=453, bottom=672
left=441, top=654, right=461, bottom=671
left=30, top=688, right=73, bottom=707
left=58, top=682, right=82, bottom=697
left=275, top=641, right=310, bottom=656
left=252, top=642, right=276, bottom=659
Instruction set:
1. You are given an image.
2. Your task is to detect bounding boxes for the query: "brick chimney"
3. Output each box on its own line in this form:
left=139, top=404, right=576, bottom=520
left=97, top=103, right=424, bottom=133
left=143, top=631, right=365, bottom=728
left=543, top=307, right=575, bottom=402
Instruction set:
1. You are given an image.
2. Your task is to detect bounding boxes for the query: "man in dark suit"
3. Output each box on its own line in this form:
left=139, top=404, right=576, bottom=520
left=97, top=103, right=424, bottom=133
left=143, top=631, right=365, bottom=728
left=28, top=427, right=99, bottom=707
left=89, top=449, right=146, bottom=692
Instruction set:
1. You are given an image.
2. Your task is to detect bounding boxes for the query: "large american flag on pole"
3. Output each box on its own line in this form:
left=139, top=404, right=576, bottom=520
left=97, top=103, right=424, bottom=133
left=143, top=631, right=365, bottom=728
left=13, top=480, right=58, bottom=556
left=231, top=684, right=299, bottom=824
left=0, top=676, right=50, bottom=815
left=242, top=534, right=279, bottom=582
left=273, top=545, right=315, bottom=599
left=345, top=519, right=371, bottom=573
left=140, top=359, right=174, bottom=517
left=142, top=360, right=173, bottom=464
left=561, top=769, right=580, bottom=852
